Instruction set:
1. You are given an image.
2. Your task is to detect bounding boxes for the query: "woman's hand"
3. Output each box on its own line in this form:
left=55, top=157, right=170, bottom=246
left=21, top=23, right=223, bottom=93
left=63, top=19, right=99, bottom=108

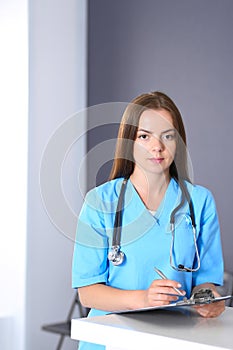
left=192, top=283, right=225, bottom=318
left=194, top=299, right=225, bottom=318
left=143, top=279, right=186, bottom=307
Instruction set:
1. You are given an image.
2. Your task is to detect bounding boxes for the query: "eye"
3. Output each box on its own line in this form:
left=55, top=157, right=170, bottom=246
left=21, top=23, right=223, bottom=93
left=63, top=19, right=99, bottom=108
left=161, top=132, right=176, bottom=141
left=138, top=134, right=149, bottom=140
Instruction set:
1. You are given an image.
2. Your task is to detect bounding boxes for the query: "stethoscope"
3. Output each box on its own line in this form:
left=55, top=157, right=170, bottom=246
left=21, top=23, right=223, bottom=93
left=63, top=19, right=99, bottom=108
left=107, top=178, right=201, bottom=271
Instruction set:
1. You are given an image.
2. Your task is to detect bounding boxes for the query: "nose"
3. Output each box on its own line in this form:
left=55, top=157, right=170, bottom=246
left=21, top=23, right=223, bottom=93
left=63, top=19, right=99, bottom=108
left=151, top=137, right=164, bottom=152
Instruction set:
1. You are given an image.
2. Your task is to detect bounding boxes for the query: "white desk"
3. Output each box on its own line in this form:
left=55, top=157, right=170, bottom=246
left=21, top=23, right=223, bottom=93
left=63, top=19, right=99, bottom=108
left=71, top=307, right=233, bottom=350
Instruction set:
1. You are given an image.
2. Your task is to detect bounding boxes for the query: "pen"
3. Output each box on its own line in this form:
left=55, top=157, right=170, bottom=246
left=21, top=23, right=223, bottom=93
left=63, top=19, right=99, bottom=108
left=154, top=267, right=184, bottom=296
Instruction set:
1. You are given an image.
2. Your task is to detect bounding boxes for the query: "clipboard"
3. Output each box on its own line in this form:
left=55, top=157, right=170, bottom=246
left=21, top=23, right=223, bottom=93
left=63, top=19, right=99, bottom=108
left=113, top=290, right=233, bottom=314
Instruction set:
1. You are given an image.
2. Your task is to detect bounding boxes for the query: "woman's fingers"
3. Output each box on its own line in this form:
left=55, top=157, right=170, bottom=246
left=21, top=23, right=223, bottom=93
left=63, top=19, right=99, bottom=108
left=145, top=279, right=186, bottom=307
left=194, top=300, right=225, bottom=318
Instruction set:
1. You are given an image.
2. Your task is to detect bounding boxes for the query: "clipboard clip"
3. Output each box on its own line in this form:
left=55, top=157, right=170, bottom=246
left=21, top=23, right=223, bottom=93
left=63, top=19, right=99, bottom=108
left=190, top=288, right=215, bottom=304
left=177, top=288, right=233, bottom=306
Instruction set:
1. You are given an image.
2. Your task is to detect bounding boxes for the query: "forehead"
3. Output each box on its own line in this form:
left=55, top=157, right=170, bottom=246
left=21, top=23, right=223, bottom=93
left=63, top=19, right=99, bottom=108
left=138, top=109, right=174, bottom=131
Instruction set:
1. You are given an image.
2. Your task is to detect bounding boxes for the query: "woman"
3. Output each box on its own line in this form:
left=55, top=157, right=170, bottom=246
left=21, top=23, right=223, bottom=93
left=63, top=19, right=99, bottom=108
left=72, top=91, right=225, bottom=349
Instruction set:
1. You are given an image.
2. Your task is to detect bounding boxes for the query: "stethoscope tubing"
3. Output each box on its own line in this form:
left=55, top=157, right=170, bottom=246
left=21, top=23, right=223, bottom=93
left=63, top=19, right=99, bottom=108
left=112, top=178, right=128, bottom=246
left=108, top=177, right=200, bottom=270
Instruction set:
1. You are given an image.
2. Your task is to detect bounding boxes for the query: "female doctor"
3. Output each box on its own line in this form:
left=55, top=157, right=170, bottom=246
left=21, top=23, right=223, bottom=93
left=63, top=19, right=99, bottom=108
left=72, top=91, right=225, bottom=349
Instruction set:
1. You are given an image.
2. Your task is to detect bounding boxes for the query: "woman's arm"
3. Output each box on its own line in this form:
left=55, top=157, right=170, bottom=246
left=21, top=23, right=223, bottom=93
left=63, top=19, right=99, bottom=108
left=192, top=283, right=225, bottom=318
left=78, top=279, right=186, bottom=312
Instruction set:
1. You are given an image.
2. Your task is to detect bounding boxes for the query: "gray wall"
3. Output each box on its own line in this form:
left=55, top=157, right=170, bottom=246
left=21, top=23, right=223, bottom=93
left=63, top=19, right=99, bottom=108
left=87, top=0, right=233, bottom=273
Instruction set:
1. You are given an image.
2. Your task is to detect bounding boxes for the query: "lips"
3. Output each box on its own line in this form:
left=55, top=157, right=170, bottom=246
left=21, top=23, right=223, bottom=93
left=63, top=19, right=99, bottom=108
left=149, top=157, right=164, bottom=164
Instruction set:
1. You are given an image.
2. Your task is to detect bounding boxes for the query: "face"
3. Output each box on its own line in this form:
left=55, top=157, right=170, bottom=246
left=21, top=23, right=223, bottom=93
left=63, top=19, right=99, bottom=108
left=133, top=108, right=177, bottom=177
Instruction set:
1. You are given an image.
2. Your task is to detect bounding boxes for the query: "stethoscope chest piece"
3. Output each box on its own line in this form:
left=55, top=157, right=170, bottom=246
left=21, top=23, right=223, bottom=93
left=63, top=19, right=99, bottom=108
left=108, top=245, right=125, bottom=266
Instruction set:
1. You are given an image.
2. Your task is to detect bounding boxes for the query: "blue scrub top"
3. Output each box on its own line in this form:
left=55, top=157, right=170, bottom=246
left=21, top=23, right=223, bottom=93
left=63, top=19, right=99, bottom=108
left=72, top=177, right=223, bottom=350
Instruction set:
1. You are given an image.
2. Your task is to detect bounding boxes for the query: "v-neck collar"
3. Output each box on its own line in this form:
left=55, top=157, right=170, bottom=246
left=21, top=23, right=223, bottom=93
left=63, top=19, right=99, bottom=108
left=114, top=177, right=182, bottom=245
left=127, top=177, right=181, bottom=225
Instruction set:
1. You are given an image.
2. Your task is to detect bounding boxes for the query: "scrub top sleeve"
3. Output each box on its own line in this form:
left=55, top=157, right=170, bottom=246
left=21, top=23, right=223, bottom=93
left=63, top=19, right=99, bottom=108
left=192, top=190, right=224, bottom=288
left=72, top=189, right=109, bottom=289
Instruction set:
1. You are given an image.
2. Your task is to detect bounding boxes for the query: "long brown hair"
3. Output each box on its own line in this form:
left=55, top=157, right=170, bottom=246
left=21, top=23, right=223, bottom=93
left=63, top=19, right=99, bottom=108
left=109, top=91, right=191, bottom=183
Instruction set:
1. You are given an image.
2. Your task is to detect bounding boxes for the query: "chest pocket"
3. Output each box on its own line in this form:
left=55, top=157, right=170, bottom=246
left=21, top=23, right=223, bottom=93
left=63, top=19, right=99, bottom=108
left=171, top=213, right=197, bottom=270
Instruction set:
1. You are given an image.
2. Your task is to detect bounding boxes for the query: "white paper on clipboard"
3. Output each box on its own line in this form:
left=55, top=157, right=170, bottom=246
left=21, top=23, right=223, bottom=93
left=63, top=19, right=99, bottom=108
left=113, top=295, right=233, bottom=314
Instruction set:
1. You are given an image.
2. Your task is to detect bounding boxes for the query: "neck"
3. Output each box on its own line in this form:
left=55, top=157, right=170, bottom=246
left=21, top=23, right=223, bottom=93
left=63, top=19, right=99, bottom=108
left=130, top=168, right=170, bottom=194
left=130, top=168, right=171, bottom=210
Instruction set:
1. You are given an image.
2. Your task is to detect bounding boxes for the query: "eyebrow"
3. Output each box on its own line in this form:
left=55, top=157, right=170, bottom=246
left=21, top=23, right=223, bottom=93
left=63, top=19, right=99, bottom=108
left=137, top=128, right=176, bottom=134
